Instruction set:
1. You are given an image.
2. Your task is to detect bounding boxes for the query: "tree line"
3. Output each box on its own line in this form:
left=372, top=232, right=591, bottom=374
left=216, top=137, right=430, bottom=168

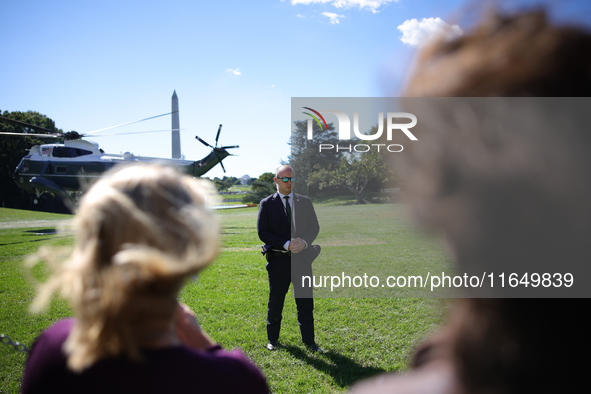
left=242, top=120, right=398, bottom=204
left=0, top=110, right=397, bottom=209
left=285, top=120, right=397, bottom=204
left=0, top=110, right=62, bottom=209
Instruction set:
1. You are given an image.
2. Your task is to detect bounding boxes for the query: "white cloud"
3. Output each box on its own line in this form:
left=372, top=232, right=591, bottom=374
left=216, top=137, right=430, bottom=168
left=290, top=0, right=396, bottom=14
left=323, top=12, right=345, bottom=24
left=225, top=68, right=242, bottom=76
left=397, top=17, right=463, bottom=47
left=296, top=14, right=304, bottom=17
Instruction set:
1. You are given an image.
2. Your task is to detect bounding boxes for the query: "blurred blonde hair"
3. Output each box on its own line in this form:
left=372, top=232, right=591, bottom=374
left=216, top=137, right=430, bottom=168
left=30, top=164, right=220, bottom=371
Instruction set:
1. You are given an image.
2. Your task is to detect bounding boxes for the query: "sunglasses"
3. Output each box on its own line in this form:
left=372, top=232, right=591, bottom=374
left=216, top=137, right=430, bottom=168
left=279, top=177, right=296, bottom=183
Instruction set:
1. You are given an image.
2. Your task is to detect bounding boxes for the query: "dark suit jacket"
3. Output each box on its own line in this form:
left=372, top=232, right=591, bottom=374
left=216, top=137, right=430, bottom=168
left=257, top=192, right=320, bottom=264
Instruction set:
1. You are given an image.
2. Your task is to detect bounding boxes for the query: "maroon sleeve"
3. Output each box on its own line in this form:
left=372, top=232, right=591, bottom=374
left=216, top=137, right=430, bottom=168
left=203, top=346, right=270, bottom=394
left=21, top=319, right=269, bottom=394
left=21, top=319, right=74, bottom=394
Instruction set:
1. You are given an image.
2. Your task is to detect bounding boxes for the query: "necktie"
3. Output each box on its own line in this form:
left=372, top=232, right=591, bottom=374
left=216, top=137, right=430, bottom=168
left=284, top=196, right=292, bottom=231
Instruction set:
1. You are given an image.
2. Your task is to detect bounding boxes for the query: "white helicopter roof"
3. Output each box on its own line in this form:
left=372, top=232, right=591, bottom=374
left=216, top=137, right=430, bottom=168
left=33, top=138, right=193, bottom=166
left=38, top=139, right=100, bottom=152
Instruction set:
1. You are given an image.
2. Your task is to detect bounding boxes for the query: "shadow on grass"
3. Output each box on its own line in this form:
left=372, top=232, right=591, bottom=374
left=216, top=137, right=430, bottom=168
left=282, top=344, right=387, bottom=388
left=24, top=229, right=57, bottom=235
left=0, top=238, right=55, bottom=246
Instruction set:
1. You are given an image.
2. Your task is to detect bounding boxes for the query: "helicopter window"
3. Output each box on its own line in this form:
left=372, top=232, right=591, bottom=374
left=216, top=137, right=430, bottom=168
left=19, top=160, right=30, bottom=173
left=55, top=166, right=67, bottom=174
left=52, top=147, right=93, bottom=158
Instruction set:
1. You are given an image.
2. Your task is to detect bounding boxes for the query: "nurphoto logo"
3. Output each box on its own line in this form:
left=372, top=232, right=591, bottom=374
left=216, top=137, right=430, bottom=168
left=302, top=107, right=417, bottom=153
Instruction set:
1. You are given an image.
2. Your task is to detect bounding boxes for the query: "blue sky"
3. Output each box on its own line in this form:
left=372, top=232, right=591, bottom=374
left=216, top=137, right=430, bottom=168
left=1, top=0, right=589, bottom=179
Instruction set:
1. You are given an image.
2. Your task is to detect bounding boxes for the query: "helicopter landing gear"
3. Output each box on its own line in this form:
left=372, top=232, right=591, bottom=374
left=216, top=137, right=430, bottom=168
left=33, top=189, right=43, bottom=205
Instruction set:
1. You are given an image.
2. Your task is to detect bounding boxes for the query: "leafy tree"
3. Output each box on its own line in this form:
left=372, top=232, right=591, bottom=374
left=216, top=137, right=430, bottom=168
left=242, top=181, right=275, bottom=204
left=361, top=122, right=398, bottom=192
left=306, top=123, right=397, bottom=203
left=306, top=156, right=376, bottom=204
left=284, top=120, right=341, bottom=196
left=258, top=172, right=275, bottom=184
left=213, top=177, right=231, bottom=192
left=242, top=172, right=275, bottom=204
left=0, top=110, right=61, bottom=207
left=222, top=176, right=240, bottom=185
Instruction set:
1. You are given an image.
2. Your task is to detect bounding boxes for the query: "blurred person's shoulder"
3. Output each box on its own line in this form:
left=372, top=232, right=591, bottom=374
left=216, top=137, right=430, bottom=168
left=349, top=362, right=458, bottom=394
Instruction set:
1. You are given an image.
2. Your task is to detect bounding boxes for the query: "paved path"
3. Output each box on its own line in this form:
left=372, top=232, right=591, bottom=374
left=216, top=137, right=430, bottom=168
left=0, top=219, right=72, bottom=229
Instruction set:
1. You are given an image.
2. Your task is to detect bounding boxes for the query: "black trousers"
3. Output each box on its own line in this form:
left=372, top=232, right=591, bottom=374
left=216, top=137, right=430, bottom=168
left=266, top=254, right=314, bottom=344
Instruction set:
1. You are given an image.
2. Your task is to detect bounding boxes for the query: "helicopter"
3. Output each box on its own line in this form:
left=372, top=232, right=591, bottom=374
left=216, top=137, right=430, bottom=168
left=0, top=113, right=238, bottom=206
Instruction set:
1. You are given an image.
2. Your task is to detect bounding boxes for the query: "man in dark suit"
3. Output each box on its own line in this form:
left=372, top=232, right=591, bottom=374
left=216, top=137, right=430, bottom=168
left=257, top=165, right=322, bottom=353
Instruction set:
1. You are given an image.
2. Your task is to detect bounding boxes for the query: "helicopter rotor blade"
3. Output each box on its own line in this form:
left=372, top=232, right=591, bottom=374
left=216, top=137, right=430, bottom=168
left=89, top=128, right=183, bottom=137
left=220, top=145, right=239, bottom=149
left=195, top=135, right=213, bottom=148
left=0, top=115, right=60, bottom=135
left=85, top=111, right=179, bottom=135
left=215, top=124, right=222, bottom=147
left=0, top=131, right=60, bottom=138
left=216, top=152, right=226, bottom=173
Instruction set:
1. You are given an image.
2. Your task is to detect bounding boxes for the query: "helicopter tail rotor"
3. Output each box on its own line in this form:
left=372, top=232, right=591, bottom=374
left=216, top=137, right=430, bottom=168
left=193, top=124, right=238, bottom=174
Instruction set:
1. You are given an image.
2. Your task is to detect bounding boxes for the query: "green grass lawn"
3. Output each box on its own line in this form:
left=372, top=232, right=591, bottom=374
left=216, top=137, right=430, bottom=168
left=227, top=184, right=250, bottom=193
left=0, top=203, right=451, bottom=393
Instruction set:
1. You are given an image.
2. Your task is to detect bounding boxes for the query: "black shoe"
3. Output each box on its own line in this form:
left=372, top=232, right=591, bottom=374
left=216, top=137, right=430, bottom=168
left=266, top=341, right=278, bottom=351
left=305, top=343, right=324, bottom=353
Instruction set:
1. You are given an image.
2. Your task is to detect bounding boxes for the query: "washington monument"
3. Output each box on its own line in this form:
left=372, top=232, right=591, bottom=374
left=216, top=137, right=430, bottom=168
left=171, top=90, right=181, bottom=159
